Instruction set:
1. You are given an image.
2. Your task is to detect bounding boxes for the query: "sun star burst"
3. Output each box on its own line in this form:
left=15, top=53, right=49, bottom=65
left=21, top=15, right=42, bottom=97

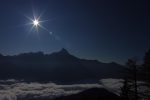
left=24, top=10, right=51, bottom=35
left=33, top=19, right=39, bottom=26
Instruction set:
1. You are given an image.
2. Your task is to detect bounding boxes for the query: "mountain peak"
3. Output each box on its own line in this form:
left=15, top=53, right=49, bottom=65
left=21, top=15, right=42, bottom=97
left=59, top=48, right=69, bottom=54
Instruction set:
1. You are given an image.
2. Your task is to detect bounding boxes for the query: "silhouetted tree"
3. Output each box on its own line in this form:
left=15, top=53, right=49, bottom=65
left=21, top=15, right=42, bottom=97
left=126, top=58, right=138, bottom=100
left=142, top=50, right=150, bottom=99
left=120, top=78, right=130, bottom=100
left=143, top=50, right=150, bottom=78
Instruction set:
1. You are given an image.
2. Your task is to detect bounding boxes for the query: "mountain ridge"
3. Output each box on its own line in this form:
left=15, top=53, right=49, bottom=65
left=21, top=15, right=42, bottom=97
left=0, top=48, right=126, bottom=83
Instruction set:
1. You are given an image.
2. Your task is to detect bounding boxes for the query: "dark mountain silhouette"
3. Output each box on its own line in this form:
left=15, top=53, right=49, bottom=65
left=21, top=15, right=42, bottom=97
left=0, top=48, right=126, bottom=83
left=16, top=88, right=122, bottom=100
left=54, top=88, right=122, bottom=100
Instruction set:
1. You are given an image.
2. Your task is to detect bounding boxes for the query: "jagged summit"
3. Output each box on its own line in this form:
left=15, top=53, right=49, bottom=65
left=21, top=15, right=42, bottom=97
left=59, top=48, right=69, bottom=54
left=51, top=48, right=71, bottom=56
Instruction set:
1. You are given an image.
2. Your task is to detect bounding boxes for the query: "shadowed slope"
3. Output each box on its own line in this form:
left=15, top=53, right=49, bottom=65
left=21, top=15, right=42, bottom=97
left=0, top=48, right=126, bottom=83
left=54, top=88, right=122, bottom=100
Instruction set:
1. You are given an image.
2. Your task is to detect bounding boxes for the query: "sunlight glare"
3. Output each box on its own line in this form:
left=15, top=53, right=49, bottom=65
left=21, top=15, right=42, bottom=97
left=33, top=19, right=39, bottom=26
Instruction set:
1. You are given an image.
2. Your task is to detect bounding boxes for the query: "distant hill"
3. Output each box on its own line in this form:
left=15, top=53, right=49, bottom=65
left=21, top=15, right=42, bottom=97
left=54, top=88, right=122, bottom=100
left=0, top=48, right=126, bottom=83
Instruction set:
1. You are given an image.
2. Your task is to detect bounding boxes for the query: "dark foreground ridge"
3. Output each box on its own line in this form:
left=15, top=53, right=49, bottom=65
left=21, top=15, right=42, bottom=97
left=54, top=88, right=122, bottom=100
left=0, top=48, right=126, bottom=83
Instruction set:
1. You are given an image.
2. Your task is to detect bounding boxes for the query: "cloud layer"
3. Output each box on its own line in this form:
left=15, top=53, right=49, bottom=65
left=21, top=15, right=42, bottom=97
left=0, top=78, right=149, bottom=100
left=0, top=79, right=102, bottom=100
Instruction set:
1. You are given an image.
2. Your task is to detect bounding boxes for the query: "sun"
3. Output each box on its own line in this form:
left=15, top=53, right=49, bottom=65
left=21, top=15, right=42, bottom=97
left=33, top=19, right=39, bottom=26
left=24, top=11, right=50, bottom=33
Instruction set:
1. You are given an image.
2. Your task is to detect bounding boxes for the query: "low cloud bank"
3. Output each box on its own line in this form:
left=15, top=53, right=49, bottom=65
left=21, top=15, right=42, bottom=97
left=0, top=79, right=149, bottom=100
left=0, top=79, right=102, bottom=100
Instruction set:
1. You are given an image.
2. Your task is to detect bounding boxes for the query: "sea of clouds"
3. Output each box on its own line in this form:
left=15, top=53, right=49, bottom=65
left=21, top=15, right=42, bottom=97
left=0, top=79, right=103, bottom=100
left=0, top=79, right=149, bottom=100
